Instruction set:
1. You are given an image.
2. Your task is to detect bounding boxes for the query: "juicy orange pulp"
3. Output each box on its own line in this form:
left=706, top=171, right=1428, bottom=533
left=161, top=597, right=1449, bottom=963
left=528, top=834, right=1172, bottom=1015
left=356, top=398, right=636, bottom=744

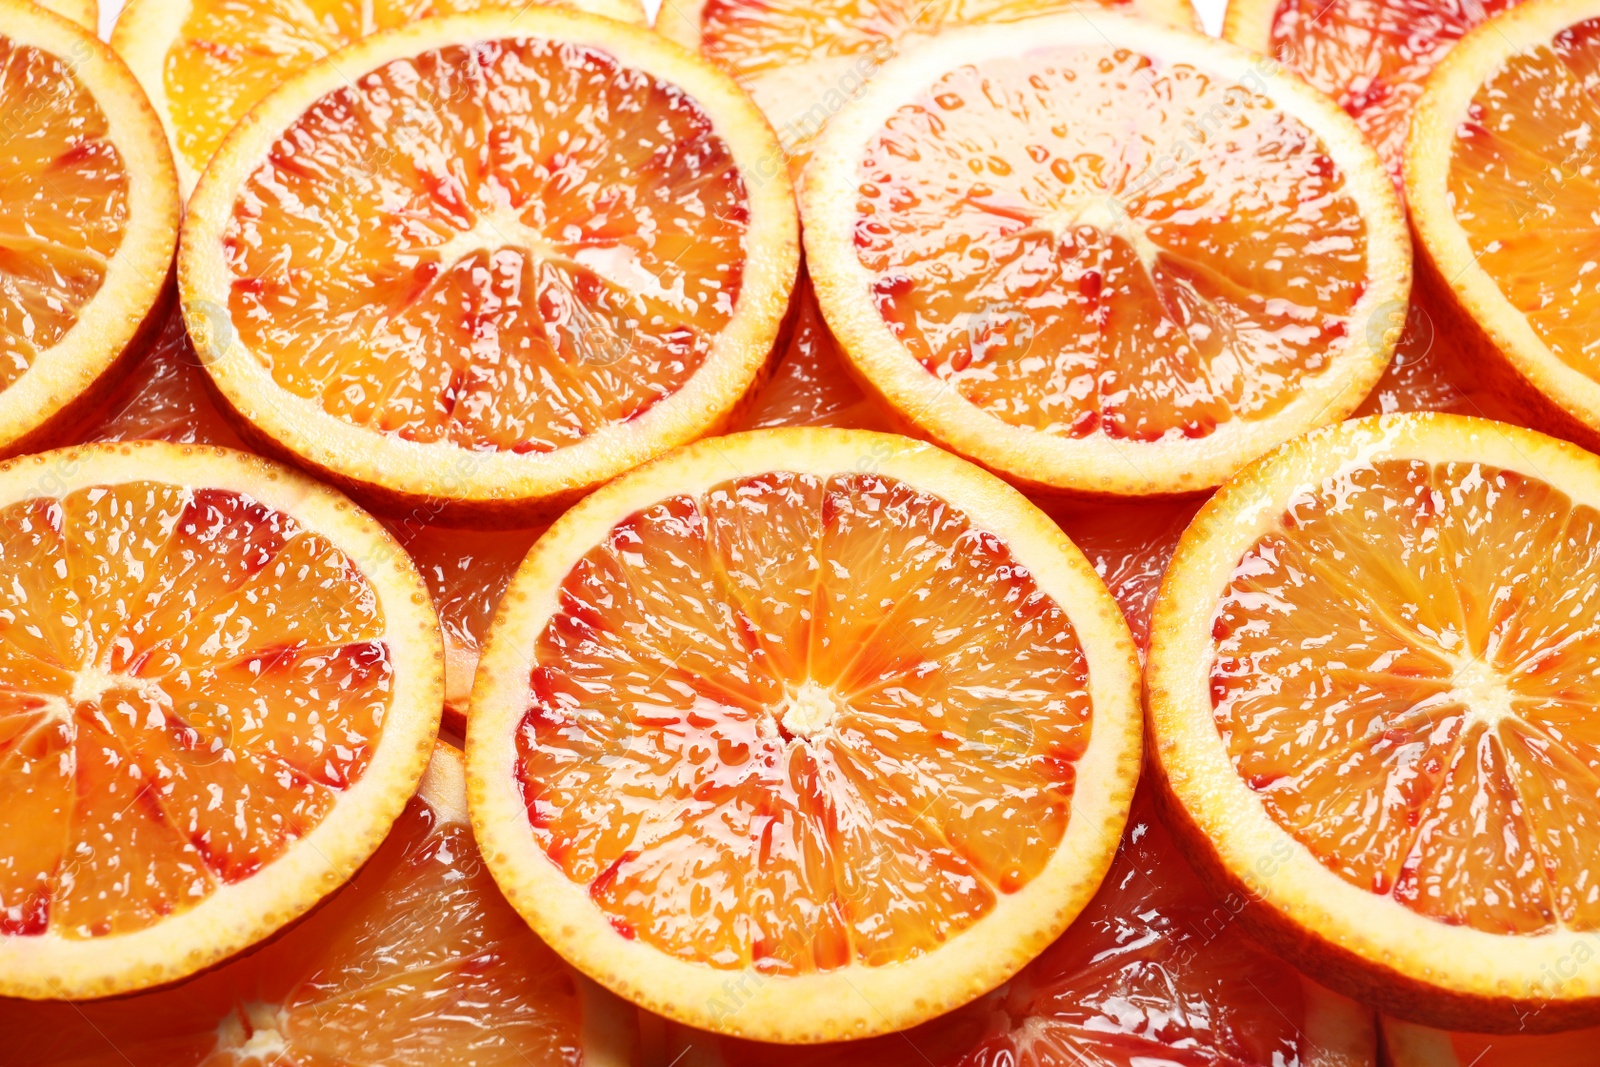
left=855, top=45, right=1369, bottom=444
left=683, top=790, right=1312, bottom=1066
left=1446, top=17, right=1600, bottom=383
left=518, top=471, right=1092, bottom=972
left=734, top=278, right=889, bottom=432
left=161, top=0, right=633, bottom=182
left=223, top=37, right=749, bottom=453
left=85, top=310, right=245, bottom=447
left=0, top=31, right=128, bottom=389
left=1267, top=0, right=1520, bottom=182
left=1439, top=1028, right=1600, bottom=1065
left=0, top=479, right=390, bottom=938
left=0, top=769, right=588, bottom=1065
left=691, top=0, right=1154, bottom=175
left=1212, top=457, right=1600, bottom=934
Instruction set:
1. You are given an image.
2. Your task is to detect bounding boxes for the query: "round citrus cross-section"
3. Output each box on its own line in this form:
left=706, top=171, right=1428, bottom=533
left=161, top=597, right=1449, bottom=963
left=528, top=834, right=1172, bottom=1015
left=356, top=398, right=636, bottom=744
left=0, top=0, right=178, bottom=460
left=111, top=0, right=647, bottom=198
left=1407, top=0, right=1600, bottom=451
left=0, top=441, right=442, bottom=1000
left=0, top=743, right=640, bottom=1065
left=1148, top=412, right=1600, bottom=1032
left=467, top=428, right=1142, bottom=1043
left=179, top=9, right=799, bottom=525
left=802, top=13, right=1411, bottom=499
left=656, top=0, right=1197, bottom=177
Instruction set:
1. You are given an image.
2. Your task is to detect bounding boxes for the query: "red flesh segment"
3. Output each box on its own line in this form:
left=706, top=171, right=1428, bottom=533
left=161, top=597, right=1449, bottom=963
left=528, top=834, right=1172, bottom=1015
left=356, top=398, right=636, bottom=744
left=222, top=37, right=749, bottom=452
left=1268, top=0, right=1520, bottom=185
left=515, top=471, right=1091, bottom=973
left=855, top=45, right=1368, bottom=444
left=690, top=790, right=1311, bottom=1066
left=0, top=484, right=389, bottom=938
left=1212, top=458, right=1600, bottom=934
left=0, top=790, right=588, bottom=1066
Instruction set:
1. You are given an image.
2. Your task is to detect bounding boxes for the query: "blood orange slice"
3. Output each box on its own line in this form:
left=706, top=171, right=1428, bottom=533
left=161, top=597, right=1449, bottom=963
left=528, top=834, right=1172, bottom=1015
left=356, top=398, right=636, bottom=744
left=652, top=787, right=1376, bottom=1067
left=802, top=13, right=1411, bottom=498
left=0, top=0, right=177, bottom=459
left=0, top=441, right=442, bottom=999
left=0, top=743, right=642, bottom=1065
left=657, top=0, right=1197, bottom=177
left=111, top=0, right=646, bottom=198
left=1407, top=0, right=1600, bottom=452
left=467, top=428, right=1142, bottom=1042
left=1384, top=1016, right=1600, bottom=1065
left=179, top=9, right=799, bottom=524
left=1148, top=412, right=1600, bottom=1032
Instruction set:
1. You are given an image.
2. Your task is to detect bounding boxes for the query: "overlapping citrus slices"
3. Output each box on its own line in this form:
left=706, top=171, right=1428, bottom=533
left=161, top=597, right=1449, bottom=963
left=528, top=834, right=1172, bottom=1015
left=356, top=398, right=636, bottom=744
left=0, top=0, right=177, bottom=460
left=657, top=0, right=1197, bottom=176
left=802, top=12, right=1411, bottom=498
left=1148, top=412, right=1600, bottom=1032
left=1384, top=1016, right=1600, bottom=1066
left=1408, top=0, right=1600, bottom=451
left=179, top=9, right=799, bottom=524
left=111, top=0, right=647, bottom=198
left=654, top=787, right=1375, bottom=1067
left=0, top=441, right=442, bottom=999
left=1224, top=0, right=1519, bottom=182
left=467, top=428, right=1142, bottom=1042
left=0, top=743, right=642, bottom=1066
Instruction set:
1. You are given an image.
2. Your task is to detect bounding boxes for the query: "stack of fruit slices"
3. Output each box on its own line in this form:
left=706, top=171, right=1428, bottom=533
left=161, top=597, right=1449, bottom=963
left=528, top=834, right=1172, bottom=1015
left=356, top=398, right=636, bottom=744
left=5, top=0, right=1600, bottom=1060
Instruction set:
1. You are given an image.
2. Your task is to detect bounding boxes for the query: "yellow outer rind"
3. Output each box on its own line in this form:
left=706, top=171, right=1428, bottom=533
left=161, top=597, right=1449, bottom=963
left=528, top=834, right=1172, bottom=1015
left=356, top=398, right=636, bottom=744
left=1147, top=412, right=1600, bottom=1034
left=110, top=0, right=650, bottom=199
left=466, top=427, right=1144, bottom=1044
left=801, top=12, right=1410, bottom=500
left=0, top=0, right=178, bottom=461
left=0, top=441, right=444, bottom=1001
left=33, top=0, right=94, bottom=30
left=177, top=8, right=799, bottom=527
left=1405, top=0, right=1600, bottom=454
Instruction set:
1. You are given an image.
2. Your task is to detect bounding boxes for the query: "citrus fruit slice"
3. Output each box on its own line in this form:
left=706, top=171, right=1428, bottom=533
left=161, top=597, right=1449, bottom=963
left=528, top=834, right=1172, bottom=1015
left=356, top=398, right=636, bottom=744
left=35, top=0, right=93, bottom=31
left=1224, top=0, right=1520, bottom=182
left=84, top=308, right=246, bottom=449
left=734, top=275, right=889, bottom=433
left=1147, top=411, right=1600, bottom=1032
left=178, top=9, right=799, bottom=525
left=802, top=13, right=1411, bottom=499
left=651, top=787, right=1377, bottom=1067
left=1407, top=0, right=1600, bottom=453
left=467, top=427, right=1143, bottom=1042
left=656, top=0, right=1198, bottom=176
left=0, top=743, right=643, bottom=1065
left=1384, top=1016, right=1600, bottom=1065
left=111, top=0, right=646, bottom=198
left=0, top=0, right=178, bottom=459
left=0, top=440, right=442, bottom=999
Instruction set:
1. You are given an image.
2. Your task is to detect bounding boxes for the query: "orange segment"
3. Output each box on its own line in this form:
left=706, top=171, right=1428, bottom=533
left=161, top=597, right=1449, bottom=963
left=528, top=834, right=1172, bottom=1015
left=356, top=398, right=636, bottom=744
left=0, top=442, right=441, bottom=999
left=0, top=1, right=176, bottom=457
left=111, top=0, right=646, bottom=195
left=1385, top=1014, right=1600, bottom=1064
left=469, top=428, right=1142, bottom=1042
left=179, top=10, right=798, bottom=522
left=1225, top=0, right=1521, bottom=183
left=657, top=0, right=1197, bottom=176
left=1149, top=413, right=1600, bottom=1032
left=1408, top=0, right=1600, bottom=452
left=0, top=744, right=641, bottom=1066
left=803, top=14, right=1410, bottom=497
left=663, top=789, right=1376, bottom=1067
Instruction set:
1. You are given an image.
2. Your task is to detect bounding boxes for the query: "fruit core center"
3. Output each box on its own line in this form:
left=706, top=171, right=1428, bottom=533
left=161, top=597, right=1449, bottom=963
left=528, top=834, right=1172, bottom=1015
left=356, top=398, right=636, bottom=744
left=778, top=680, right=842, bottom=739
left=218, top=1001, right=287, bottom=1059
left=67, top=667, right=161, bottom=708
left=1041, top=194, right=1159, bottom=275
left=1446, top=658, right=1519, bottom=728
left=434, top=207, right=563, bottom=268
